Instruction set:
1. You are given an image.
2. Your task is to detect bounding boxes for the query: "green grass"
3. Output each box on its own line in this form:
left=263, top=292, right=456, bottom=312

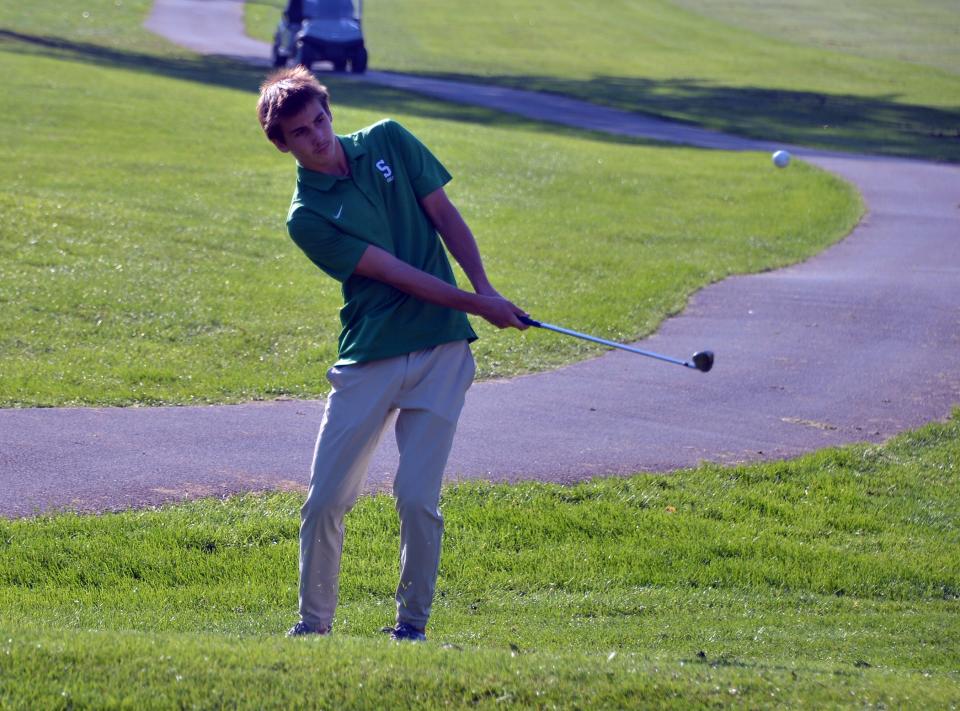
left=670, top=0, right=960, bottom=74
left=3, top=4, right=957, bottom=707
left=2, top=414, right=959, bottom=708
left=0, top=0, right=861, bottom=406
left=248, top=0, right=960, bottom=161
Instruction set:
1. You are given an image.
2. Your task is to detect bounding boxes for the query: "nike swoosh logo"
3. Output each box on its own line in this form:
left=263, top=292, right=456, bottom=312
left=333, top=204, right=344, bottom=220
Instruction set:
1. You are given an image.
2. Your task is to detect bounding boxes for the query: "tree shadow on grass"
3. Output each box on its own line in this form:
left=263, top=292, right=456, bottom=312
left=398, top=71, right=960, bottom=162
left=9, top=28, right=955, bottom=159
left=0, top=29, right=597, bottom=142
left=0, top=28, right=265, bottom=93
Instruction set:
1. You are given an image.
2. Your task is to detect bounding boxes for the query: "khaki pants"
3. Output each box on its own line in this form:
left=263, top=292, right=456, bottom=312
left=298, top=340, right=475, bottom=630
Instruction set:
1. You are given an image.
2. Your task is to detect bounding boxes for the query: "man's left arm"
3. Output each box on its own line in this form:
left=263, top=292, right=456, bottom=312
left=419, top=187, right=500, bottom=298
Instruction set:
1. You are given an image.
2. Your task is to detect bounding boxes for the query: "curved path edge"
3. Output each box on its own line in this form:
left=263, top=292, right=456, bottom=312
left=1, top=1, right=957, bottom=517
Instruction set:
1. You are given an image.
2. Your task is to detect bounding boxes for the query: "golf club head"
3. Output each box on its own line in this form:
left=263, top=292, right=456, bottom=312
left=691, top=350, right=714, bottom=373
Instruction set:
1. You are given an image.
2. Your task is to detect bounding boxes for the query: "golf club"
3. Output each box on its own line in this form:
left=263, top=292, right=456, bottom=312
left=519, top=316, right=714, bottom=373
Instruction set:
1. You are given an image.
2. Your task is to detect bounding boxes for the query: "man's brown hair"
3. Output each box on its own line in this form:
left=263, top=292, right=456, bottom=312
left=257, top=66, right=331, bottom=144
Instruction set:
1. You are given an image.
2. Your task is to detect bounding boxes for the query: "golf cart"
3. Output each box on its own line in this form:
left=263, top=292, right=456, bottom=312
left=272, top=0, right=368, bottom=73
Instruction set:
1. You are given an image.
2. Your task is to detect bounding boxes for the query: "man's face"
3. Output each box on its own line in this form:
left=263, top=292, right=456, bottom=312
left=273, top=97, right=340, bottom=173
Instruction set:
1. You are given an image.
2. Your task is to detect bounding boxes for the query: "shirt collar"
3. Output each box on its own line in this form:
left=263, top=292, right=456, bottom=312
left=296, top=135, right=367, bottom=192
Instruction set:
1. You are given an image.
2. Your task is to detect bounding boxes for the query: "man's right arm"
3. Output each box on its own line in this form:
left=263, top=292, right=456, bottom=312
left=353, top=245, right=528, bottom=330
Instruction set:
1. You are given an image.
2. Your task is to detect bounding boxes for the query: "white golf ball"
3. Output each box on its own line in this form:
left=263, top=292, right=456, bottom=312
left=772, top=150, right=791, bottom=168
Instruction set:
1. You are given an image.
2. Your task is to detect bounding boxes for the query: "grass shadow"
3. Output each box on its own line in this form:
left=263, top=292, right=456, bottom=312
left=0, top=28, right=268, bottom=93
left=2, top=28, right=609, bottom=141
left=14, top=27, right=950, bottom=159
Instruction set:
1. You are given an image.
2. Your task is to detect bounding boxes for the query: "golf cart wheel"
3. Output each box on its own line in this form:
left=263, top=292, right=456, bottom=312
left=297, top=44, right=315, bottom=69
left=350, top=47, right=368, bottom=74
left=271, top=44, right=286, bottom=68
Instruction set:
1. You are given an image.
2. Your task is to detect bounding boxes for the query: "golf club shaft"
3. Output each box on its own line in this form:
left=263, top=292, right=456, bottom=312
left=519, top=316, right=694, bottom=369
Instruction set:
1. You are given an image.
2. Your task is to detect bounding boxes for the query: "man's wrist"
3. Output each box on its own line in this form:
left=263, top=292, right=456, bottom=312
left=461, top=291, right=489, bottom=316
left=472, top=279, right=497, bottom=297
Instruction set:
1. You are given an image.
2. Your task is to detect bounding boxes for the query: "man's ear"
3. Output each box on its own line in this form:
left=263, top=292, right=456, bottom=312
left=271, top=138, right=291, bottom=154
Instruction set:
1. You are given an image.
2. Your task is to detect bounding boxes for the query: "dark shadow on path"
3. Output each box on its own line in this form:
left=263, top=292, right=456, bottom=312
left=393, top=71, right=960, bottom=162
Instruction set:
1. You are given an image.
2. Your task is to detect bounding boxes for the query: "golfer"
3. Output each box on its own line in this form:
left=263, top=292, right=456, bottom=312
left=256, top=66, right=528, bottom=641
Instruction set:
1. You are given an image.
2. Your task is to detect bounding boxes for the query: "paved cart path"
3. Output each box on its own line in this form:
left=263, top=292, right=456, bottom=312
left=1, top=1, right=958, bottom=518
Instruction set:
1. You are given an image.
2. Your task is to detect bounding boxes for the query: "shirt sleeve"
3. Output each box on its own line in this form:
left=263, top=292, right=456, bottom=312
left=287, top=208, right=369, bottom=283
left=386, top=120, right=452, bottom=199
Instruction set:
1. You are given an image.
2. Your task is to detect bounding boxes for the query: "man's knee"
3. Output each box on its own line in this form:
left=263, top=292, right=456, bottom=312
left=301, top=487, right=353, bottom=522
left=394, top=492, right=443, bottom=525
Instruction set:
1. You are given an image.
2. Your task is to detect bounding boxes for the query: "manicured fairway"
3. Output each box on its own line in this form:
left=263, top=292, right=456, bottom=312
left=670, top=0, right=960, bottom=73
left=0, top=0, right=860, bottom=406
left=247, top=0, right=960, bottom=161
left=1, top=414, right=958, bottom=708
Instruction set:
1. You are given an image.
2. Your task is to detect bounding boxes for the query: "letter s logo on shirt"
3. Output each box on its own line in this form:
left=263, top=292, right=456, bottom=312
left=375, top=159, right=395, bottom=183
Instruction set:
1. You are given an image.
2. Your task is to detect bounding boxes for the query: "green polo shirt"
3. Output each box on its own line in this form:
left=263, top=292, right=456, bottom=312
left=286, top=119, right=477, bottom=365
